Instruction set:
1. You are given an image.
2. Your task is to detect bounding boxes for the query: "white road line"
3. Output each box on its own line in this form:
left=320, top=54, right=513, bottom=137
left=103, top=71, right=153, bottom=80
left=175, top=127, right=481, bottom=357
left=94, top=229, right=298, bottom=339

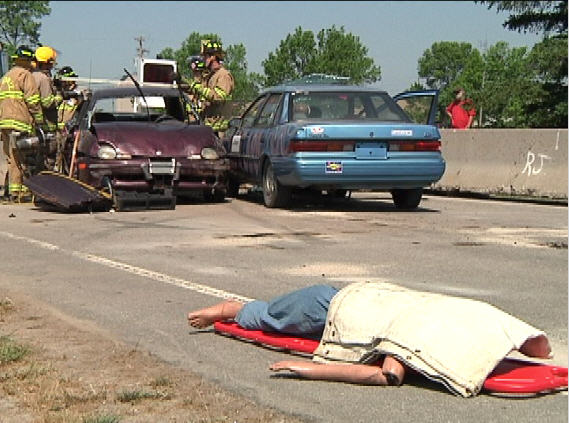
left=0, top=231, right=254, bottom=303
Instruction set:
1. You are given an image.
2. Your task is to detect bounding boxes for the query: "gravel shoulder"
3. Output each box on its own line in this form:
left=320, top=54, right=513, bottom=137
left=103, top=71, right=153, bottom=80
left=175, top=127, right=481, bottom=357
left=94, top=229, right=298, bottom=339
left=0, top=290, right=307, bottom=423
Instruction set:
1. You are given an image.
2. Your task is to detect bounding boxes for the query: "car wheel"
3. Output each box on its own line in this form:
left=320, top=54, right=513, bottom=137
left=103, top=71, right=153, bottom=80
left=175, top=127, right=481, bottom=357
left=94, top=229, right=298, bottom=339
left=391, top=188, right=423, bottom=210
left=203, top=188, right=225, bottom=202
left=226, top=177, right=240, bottom=198
left=262, top=161, right=291, bottom=208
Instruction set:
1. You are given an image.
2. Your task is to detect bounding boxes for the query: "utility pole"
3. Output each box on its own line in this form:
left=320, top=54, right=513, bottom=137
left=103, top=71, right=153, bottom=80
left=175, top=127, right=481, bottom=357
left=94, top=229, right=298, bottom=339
left=133, top=36, right=149, bottom=76
left=134, top=36, right=149, bottom=59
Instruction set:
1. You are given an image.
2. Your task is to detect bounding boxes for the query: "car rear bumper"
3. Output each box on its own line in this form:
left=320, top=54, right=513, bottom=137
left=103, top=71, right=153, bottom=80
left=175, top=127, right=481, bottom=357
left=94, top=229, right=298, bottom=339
left=273, top=152, right=446, bottom=190
left=77, top=157, right=229, bottom=193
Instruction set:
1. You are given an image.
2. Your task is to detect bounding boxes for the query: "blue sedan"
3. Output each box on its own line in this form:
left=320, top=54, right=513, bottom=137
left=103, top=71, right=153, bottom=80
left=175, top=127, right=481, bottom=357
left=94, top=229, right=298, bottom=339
left=224, top=81, right=445, bottom=209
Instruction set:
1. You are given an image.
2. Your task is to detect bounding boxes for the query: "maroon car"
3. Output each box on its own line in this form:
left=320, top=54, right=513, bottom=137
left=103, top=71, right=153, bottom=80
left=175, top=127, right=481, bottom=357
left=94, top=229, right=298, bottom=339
left=69, top=86, right=228, bottom=210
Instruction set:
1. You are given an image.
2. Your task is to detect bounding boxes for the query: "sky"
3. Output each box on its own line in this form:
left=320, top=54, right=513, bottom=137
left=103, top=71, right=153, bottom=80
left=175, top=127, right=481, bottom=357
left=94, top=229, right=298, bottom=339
left=39, top=1, right=542, bottom=96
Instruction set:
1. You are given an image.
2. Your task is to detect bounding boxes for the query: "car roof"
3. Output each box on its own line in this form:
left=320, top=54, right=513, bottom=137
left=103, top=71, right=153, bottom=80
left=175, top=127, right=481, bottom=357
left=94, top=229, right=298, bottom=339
left=262, top=83, right=389, bottom=95
left=91, top=85, right=180, bottom=99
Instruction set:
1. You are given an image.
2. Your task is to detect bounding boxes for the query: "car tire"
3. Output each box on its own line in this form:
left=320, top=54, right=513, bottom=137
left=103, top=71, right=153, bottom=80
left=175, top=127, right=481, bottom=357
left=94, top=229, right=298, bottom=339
left=203, top=188, right=225, bottom=203
left=262, top=161, right=291, bottom=208
left=391, top=188, right=423, bottom=210
left=226, top=177, right=240, bottom=198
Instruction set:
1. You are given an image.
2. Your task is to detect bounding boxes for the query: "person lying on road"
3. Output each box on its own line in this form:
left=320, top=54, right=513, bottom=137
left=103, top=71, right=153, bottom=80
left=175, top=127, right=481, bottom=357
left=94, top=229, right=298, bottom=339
left=187, top=282, right=552, bottom=396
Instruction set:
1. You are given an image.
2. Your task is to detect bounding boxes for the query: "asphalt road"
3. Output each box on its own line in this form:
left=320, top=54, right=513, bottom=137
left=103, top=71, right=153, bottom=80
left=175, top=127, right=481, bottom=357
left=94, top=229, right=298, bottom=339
left=0, top=191, right=567, bottom=422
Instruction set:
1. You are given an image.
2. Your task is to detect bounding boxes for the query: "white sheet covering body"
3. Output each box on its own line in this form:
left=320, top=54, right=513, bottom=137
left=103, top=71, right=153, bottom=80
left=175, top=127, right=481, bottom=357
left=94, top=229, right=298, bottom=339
left=313, top=282, right=546, bottom=397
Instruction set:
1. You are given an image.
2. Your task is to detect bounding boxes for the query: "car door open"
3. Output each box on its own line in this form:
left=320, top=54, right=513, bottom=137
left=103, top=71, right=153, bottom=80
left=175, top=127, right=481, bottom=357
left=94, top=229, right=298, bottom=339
left=393, top=90, right=439, bottom=125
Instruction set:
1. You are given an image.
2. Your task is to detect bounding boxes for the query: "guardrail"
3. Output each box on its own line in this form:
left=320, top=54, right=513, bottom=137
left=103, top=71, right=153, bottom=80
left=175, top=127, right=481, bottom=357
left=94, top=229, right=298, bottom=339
left=431, top=129, right=568, bottom=201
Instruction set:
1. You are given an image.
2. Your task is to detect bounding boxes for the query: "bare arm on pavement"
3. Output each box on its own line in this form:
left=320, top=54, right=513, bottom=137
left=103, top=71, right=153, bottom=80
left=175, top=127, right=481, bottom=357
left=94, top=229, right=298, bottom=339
left=270, top=361, right=389, bottom=385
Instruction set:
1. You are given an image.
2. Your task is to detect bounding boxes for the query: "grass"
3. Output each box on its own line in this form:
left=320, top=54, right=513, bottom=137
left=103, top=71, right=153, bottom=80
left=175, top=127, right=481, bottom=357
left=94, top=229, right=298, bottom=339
left=150, top=375, right=172, bottom=387
left=0, top=335, right=29, bottom=364
left=83, top=415, right=121, bottom=423
left=0, top=297, right=14, bottom=311
left=116, top=388, right=163, bottom=403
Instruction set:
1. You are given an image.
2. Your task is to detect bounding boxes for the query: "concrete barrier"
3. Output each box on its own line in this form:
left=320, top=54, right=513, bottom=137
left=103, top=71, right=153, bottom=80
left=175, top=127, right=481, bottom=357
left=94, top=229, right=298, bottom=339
left=433, top=129, right=568, bottom=200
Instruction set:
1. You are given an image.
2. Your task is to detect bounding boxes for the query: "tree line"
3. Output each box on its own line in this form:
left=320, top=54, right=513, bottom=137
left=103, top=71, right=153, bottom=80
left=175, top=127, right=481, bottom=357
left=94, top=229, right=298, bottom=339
left=1, top=1, right=566, bottom=128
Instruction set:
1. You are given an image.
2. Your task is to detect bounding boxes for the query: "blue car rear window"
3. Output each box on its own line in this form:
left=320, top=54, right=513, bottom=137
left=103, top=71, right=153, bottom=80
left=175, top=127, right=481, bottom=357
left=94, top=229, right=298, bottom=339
left=291, top=92, right=411, bottom=123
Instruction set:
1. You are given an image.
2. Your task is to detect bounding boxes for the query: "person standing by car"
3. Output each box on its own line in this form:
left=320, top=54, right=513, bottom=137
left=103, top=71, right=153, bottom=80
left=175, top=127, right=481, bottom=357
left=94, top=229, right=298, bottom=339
left=185, top=55, right=207, bottom=122
left=32, top=45, right=62, bottom=168
left=0, top=46, right=43, bottom=201
left=446, top=87, right=476, bottom=129
left=188, top=41, right=234, bottom=137
left=55, top=66, right=81, bottom=130
left=54, top=66, right=82, bottom=172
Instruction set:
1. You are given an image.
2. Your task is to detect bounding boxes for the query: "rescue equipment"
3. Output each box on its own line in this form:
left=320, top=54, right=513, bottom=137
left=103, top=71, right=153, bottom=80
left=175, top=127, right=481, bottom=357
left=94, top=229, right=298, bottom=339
left=24, top=171, right=112, bottom=212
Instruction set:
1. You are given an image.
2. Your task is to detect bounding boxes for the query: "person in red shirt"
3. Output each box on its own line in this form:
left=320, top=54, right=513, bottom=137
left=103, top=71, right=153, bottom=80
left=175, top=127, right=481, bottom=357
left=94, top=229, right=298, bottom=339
left=446, top=87, right=476, bottom=129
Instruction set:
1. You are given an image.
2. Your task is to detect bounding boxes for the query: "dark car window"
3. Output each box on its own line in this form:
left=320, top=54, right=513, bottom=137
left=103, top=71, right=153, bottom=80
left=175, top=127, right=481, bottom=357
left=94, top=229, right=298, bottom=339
left=241, top=96, right=267, bottom=128
left=291, top=91, right=411, bottom=123
left=163, top=96, right=186, bottom=121
left=255, top=94, right=282, bottom=128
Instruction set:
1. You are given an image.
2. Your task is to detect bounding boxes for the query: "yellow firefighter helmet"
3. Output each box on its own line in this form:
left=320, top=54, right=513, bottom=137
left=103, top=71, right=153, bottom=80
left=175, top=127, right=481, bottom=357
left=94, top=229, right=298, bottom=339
left=35, top=46, right=57, bottom=63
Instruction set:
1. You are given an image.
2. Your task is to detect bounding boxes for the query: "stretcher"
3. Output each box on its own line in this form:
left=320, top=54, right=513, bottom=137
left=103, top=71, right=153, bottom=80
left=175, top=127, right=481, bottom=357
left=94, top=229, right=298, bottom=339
left=214, top=321, right=568, bottom=395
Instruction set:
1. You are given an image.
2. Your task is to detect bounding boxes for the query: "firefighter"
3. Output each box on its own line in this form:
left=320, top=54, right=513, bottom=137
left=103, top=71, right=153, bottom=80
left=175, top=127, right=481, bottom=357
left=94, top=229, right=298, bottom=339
left=189, top=55, right=207, bottom=83
left=188, top=41, right=234, bottom=137
left=0, top=45, right=43, bottom=201
left=185, top=55, right=207, bottom=120
left=56, top=66, right=80, bottom=130
left=32, top=45, right=62, bottom=168
left=54, top=66, right=81, bottom=172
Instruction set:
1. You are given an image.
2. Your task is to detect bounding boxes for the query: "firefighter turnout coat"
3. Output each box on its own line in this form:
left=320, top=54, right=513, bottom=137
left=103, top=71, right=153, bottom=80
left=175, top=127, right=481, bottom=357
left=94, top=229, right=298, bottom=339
left=57, top=98, right=79, bottom=130
left=33, top=70, right=62, bottom=132
left=191, top=66, right=234, bottom=133
left=0, top=66, right=43, bottom=134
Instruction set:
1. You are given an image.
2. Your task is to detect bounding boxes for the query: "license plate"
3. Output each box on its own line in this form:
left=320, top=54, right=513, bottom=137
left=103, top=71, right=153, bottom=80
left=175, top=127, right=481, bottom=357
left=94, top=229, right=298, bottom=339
left=355, top=142, right=387, bottom=160
left=149, top=158, right=175, bottom=174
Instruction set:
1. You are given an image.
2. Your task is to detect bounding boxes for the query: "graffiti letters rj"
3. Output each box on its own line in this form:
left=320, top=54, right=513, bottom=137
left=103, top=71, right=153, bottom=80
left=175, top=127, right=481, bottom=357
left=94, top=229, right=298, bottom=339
left=522, top=151, right=551, bottom=176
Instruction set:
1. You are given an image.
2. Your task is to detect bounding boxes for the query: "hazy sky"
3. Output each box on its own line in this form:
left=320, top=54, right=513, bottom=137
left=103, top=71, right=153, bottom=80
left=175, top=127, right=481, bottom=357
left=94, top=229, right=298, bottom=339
left=40, top=1, right=541, bottom=95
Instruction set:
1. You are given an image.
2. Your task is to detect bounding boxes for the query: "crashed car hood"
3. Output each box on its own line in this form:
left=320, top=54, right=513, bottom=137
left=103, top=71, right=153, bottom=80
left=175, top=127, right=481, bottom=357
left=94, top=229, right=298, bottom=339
left=93, top=122, right=217, bottom=157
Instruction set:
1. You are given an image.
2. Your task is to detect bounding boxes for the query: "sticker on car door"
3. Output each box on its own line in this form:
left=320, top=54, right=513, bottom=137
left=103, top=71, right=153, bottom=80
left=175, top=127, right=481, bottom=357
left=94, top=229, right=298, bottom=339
left=326, top=161, right=343, bottom=174
left=231, top=135, right=241, bottom=153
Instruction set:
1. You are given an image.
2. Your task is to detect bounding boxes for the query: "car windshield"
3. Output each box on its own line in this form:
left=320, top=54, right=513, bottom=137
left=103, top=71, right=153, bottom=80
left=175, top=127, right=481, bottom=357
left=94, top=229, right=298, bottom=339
left=291, top=91, right=411, bottom=123
left=91, top=94, right=186, bottom=122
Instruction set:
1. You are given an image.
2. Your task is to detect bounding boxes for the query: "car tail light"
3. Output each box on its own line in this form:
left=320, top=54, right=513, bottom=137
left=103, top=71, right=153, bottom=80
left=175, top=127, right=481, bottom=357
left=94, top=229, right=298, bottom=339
left=289, top=140, right=354, bottom=153
left=389, top=140, right=441, bottom=152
